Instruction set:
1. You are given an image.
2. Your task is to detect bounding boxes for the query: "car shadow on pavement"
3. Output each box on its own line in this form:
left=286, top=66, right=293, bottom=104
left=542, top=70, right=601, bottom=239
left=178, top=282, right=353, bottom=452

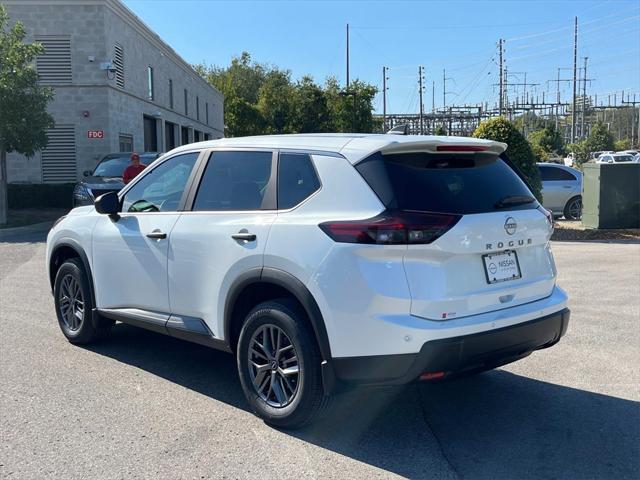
left=87, top=324, right=639, bottom=480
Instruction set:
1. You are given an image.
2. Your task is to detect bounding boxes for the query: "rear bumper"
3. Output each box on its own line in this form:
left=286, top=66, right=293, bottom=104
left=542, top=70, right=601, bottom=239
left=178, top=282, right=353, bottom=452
left=332, top=307, right=570, bottom=386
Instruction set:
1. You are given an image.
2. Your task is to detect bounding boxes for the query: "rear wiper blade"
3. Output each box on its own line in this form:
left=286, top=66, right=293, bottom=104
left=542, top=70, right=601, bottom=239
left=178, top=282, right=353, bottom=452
left=494, top=195, right=535, bottom=209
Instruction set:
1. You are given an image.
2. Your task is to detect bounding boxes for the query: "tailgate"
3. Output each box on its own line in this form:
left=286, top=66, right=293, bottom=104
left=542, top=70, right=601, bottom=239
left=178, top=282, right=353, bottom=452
left=404, top=209, right=556, bottom=320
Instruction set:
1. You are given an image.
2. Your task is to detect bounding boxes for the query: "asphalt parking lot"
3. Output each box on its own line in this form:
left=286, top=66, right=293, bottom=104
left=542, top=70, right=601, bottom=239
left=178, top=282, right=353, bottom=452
left=1, top=232, right=639, bottom=479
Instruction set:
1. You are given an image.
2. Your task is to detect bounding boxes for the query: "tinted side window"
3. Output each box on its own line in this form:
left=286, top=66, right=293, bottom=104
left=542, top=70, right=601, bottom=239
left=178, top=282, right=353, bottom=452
left=193, top=151, right=273, bottom=211
left=539, top=166, right=576, bottom=181
left=278, top=153, right=321, bottom=209
left=121, top=152, right=198, bottom=212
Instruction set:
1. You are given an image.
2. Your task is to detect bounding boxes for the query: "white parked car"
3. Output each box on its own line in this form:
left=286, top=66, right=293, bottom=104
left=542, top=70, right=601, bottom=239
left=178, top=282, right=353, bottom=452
left=597, top=153, right=636, bottom=164
left=46, top=134, right=570, bottom=428
left=537, top=163, right=583, bottom=220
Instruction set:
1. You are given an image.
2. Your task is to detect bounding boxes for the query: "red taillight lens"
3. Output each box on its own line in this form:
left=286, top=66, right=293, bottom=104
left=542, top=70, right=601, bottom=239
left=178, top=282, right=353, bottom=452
left=436, top=145, right=487, bottom=152
left=319, top=210, right=461, bottom=245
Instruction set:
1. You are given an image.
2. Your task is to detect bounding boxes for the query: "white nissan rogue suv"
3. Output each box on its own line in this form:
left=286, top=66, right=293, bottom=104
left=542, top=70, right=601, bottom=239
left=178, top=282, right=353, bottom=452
left=47, top=134, right=570, bottom=428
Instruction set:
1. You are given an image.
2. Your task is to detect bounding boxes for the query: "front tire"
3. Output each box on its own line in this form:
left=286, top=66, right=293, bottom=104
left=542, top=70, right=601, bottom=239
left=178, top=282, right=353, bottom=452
left=564, top=196, right=582, bottom=220
left=237, top=299, right=330, bottom=429
left=53, top=258, right=112, bottom=344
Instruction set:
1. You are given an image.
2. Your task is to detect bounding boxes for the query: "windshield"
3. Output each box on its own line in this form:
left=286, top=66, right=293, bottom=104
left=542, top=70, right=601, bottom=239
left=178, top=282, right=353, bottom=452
left=92, top=154, right=157, bottom=177
left=613, top=155, right=634, bottom=163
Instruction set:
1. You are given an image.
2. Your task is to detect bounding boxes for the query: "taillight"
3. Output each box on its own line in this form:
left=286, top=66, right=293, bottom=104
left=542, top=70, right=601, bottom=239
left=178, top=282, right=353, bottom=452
left=319, top=210, right=461, bottom=245
left=537, top=205, right=554, bottom=233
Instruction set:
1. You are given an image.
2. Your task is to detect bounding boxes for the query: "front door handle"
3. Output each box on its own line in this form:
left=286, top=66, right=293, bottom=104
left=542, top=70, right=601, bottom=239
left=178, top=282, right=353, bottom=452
left=232, top=232, right=256, bottom=242
left=146, top=229, right=167, bottom=240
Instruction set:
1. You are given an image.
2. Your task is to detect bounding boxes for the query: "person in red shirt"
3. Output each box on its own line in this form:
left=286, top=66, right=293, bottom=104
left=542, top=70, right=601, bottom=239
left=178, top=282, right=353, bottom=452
left=122, top=153, right=147, bottom=184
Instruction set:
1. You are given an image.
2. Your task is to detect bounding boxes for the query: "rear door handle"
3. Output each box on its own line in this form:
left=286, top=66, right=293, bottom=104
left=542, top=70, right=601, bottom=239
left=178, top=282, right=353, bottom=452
left=146, top=229, right=167, bottom=240
left=232, top=233, right=256, bottom=242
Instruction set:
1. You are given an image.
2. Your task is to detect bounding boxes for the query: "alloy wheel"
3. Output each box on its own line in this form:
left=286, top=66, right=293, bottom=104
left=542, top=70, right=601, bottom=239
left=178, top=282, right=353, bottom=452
left=59, top=274, right=84, bottom=331
left=248, top=324, right=300, bottom=408
left=567, top=198, right=582, bottom=220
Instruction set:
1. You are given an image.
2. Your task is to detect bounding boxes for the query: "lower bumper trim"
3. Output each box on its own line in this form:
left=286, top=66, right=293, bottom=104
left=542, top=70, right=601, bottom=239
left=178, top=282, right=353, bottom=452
left=333, top=307, right=570, bottom=386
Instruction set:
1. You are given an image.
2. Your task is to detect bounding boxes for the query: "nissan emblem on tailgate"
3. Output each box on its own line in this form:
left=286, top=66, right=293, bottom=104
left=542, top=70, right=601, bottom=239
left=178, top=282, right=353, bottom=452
left=504, top=217, right=517, bottom=235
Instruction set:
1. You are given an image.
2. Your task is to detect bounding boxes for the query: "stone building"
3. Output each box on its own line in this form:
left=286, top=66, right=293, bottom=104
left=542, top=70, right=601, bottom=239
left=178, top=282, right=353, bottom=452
left=4, top=0, right=224, bottom=183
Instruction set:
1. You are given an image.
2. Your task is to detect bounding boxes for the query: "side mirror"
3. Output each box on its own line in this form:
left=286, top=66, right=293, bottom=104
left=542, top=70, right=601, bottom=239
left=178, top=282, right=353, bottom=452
left=83, top=170, right=92, bottom=177
left=94, top=191, right=120, bottom=219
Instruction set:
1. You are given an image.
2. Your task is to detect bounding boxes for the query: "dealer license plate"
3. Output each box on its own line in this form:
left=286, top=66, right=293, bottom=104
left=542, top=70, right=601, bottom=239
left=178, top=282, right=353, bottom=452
left=482, top=250, right=521, bottom=284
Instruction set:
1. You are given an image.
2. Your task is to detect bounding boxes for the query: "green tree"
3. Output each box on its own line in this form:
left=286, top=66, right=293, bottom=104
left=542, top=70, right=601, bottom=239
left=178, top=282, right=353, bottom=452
left=528, top=125, right=564, bottom=155
left=196, top=54, right=380, bottom=136
left=473, top=117, right=542, bottom=200
left=434, top=125, right=447, bottom=136
left=614, top=138, right=631, bottom=151
left=584, top=121, right=615, bottom=154
left=566, top=141, right=590, bottom=166
left=530, top=142, right=549, bottom=163
left=257, top=69, right=294, bottom=134
left=0, top=5, right=54, bottom=225
left=196, top=52, right=268, bottom=137
left=290, top=76, right=331, bottom=133
left=325, top=77, right=379, bottom=133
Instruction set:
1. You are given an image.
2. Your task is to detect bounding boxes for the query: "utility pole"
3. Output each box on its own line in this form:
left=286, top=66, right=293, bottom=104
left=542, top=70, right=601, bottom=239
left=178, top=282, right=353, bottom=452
left=581, top=56, right=588, bottom=139
left=522, top=72, right=527, bottom=136
left=556, top=68, right=561, bottom=130
left=498, top=39, right=504, bottom=115
left=418, top=66, right=424, bottom=134
left=504, top=67, right=509, bottom=119
left=432, top=81, right=435, bottom=113
left=571, top=16, right=578, bottom=144
left=346, top=23, right=350, bottom=89
left=443, top=69, right=446, bottom=110
left=382, top=66, right=387, bottom=132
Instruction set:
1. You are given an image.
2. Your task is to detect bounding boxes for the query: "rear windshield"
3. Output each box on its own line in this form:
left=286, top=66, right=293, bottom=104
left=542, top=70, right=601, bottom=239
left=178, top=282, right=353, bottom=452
left=356, top=152, right=538, bottom=214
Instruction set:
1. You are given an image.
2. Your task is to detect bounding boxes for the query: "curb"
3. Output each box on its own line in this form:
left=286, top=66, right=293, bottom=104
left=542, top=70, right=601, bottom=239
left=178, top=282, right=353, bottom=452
left=0, top=220, right=54, bottom=239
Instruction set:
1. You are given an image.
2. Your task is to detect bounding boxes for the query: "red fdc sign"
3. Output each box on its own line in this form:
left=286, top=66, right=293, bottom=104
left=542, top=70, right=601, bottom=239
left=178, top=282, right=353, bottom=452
left=87, top=130, right=104, bottom=139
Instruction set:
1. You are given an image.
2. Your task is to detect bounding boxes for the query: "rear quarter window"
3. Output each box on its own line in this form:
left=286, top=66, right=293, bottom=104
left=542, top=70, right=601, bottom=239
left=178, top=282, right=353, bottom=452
left=277, top=153, right=320, bottom=209
left=356, top=151, right=538, bottom=215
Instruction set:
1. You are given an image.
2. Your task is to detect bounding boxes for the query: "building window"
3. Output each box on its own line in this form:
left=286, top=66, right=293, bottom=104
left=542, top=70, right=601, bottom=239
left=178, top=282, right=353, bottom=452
left=147, top=66, right=154, bottom=101
left=35, top=35, right=72, bottom=84
left=196, top=96, right=200, bottom=121
left=165, top=121, right=176, bottom=151
left=194, top=130, right=201, bottom=142
left=205, top=103, right=209, bottom=125
left=168, top=79, right=174, bottom=109
left=119, top=134, right=133, bottom=152
left=114, top=43, right=124, bottom=89
left=143, top=115, right=158, bottom=151
left=181, top=126, right=189, bottom=145
left=184, top=89, right=188, bottom=115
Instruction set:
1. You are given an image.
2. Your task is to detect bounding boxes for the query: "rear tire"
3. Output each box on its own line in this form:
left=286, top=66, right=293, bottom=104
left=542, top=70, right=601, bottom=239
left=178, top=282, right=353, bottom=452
left=237, top=299, right=331, bottom=429
left=563, top=196, right=582, bottom=220
left=53, top=258, right=113, bottom=344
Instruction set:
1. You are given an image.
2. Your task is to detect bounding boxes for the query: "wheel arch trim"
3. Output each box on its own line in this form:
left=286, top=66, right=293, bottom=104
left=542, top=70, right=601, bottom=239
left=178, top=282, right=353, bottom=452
left=224, top=267, right=337, bottom=394
left=49, top=239, right=96, bottom=307
left=224, top=267, right=332, bottom=359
